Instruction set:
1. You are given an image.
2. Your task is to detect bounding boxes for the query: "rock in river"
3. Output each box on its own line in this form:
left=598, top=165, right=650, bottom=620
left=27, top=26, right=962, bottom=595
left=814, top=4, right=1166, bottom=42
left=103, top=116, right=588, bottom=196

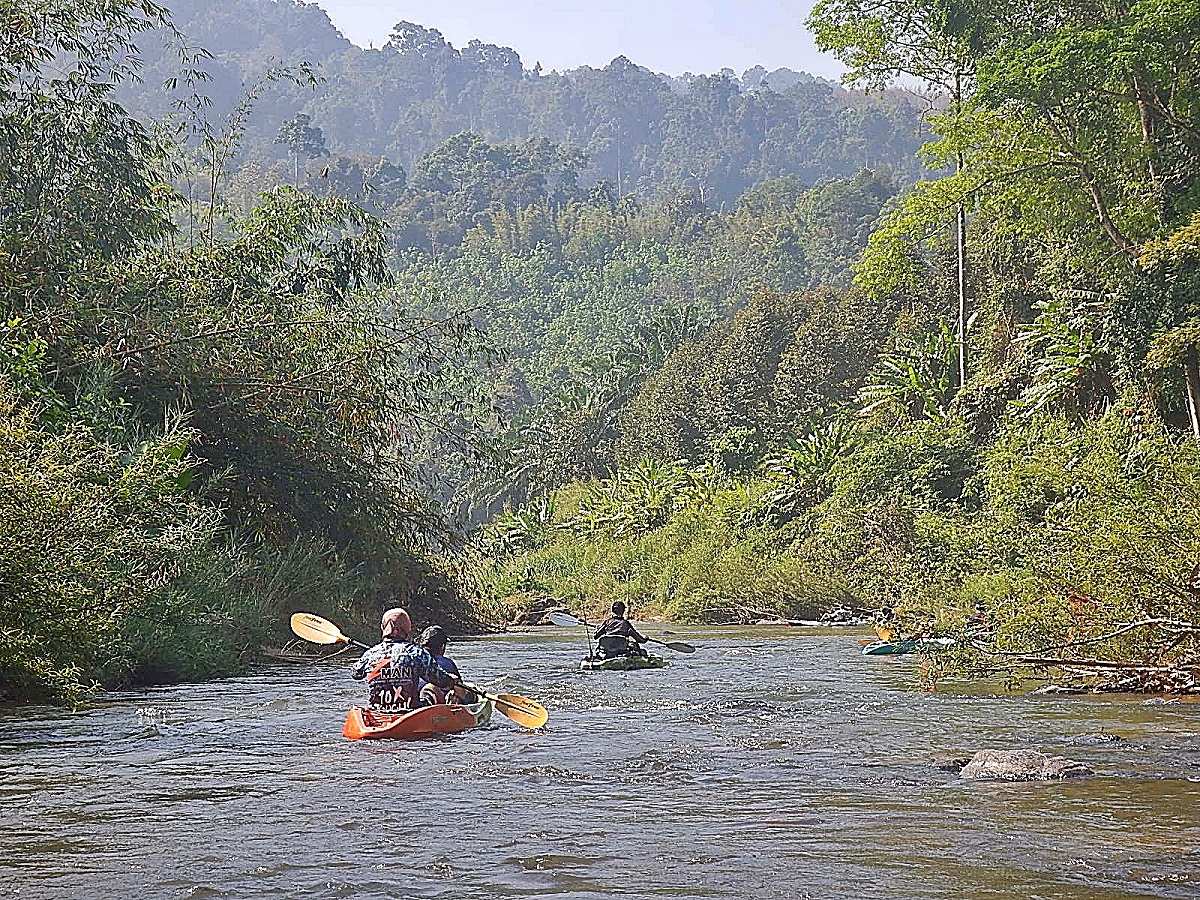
left=958, top=749, right=1094, bottom=781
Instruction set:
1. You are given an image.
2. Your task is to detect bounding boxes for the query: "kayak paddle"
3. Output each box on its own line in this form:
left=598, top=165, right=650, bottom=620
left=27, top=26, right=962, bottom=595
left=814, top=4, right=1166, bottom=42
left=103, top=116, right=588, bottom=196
left=456, top=679, right=548, bottom=729
left=291, top=611, right=370, bottom=649
left=288, top=612, right=549, bottom=729
left=547, top=610, right=696, bottom=653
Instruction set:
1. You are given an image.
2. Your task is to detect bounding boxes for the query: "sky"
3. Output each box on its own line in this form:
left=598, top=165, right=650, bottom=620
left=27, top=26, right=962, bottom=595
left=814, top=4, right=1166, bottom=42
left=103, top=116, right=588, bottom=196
left=309, top=0, right=847, bottom=81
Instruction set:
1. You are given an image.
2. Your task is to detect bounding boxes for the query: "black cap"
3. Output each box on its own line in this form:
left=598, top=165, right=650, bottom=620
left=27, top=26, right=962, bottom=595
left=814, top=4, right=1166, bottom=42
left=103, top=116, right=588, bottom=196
left=419, top=625, right=449, bottom=654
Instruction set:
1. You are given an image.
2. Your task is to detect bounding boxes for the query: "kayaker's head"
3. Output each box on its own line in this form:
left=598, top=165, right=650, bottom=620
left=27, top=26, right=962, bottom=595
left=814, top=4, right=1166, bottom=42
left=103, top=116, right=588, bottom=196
left=380, top=607, right=412, bottom=640
left=419, top=624, right=448, bottom=656
left=611, top=601, right=626, bottom=619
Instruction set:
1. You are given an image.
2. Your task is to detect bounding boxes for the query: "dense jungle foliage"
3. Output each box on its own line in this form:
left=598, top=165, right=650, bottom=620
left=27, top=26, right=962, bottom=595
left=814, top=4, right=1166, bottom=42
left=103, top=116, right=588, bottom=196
left=1, top=0, right=489, bottom=702
left=5, top=0, right=1200, bottom=702
left=471, top=0, right=1200, bottom=690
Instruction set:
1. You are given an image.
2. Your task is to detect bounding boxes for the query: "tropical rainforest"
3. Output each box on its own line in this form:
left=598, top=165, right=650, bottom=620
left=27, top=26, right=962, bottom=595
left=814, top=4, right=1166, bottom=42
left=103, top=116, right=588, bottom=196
left=3, top=0, right=1199, bottom=703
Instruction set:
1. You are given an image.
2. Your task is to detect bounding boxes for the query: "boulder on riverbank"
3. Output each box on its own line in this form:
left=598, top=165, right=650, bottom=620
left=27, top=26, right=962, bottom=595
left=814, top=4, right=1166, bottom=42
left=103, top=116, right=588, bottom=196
left=958, top=749, right=1094, bottom=781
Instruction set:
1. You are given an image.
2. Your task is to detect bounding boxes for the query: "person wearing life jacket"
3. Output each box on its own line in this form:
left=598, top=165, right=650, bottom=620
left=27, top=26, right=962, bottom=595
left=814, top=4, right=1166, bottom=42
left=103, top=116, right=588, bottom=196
left=874, top=603, right=898, bottom=642
left=593, top=601, right=649, bottom=658
left=417, top=624, right=462, bottom=706
left=351, top=608, right=464, bottom=710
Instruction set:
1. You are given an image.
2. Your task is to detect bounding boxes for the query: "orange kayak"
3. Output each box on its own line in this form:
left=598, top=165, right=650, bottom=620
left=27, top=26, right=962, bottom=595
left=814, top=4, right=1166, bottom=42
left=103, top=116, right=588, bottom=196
left=342, top=699, right=493, bottom=740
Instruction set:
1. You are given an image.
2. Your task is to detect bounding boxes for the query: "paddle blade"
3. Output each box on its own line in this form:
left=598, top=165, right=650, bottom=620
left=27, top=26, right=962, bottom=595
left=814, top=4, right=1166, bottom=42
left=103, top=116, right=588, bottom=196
left=662, top=640, right=695, bottom=653
left=291, top=612, right=349, bottom=645
left=494, top=693, right=549, bottom=729
left=548, top=611, right=585, bottom=628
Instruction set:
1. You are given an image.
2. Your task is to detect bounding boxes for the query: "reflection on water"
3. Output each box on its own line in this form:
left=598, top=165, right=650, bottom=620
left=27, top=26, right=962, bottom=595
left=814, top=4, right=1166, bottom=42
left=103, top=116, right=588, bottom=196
left=2, top=627, right=1198, bottom=899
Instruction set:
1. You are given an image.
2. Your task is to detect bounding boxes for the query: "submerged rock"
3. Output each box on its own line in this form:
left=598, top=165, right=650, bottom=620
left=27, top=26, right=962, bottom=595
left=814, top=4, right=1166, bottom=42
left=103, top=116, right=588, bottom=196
left=959, top=749, right=1094, bottom=781
left=1064, top=732, right=1124, bottom=746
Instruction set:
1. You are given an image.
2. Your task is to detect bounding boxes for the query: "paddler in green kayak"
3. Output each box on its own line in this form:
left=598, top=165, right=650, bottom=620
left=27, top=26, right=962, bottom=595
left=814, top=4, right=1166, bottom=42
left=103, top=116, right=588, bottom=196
left=593, top=601, right=650, bottom=659
left=352, top=607, right=466, bottom=710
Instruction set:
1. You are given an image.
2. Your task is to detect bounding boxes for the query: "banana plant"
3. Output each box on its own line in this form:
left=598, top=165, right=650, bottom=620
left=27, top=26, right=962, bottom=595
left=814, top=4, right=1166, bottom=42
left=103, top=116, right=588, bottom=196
left=758, top=415, right=858, bottom=522
left=478, top=493, right=557, bottom=557
left=1013, top=296, right=1113, bottom=421
left=858, top=321, right=959, bottom=421
left=573, top=459, right=723, bottom=536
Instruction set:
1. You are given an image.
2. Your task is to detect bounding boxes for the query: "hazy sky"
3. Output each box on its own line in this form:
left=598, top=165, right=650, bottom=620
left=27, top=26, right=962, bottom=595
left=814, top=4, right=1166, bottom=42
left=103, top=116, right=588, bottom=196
left=310, top=0, right=847, bottom=80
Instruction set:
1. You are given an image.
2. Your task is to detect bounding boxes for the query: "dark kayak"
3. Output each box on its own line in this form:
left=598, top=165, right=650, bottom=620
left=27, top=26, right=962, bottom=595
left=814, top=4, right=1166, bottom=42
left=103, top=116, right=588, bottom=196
left=580, top=654, right=668, bottom=671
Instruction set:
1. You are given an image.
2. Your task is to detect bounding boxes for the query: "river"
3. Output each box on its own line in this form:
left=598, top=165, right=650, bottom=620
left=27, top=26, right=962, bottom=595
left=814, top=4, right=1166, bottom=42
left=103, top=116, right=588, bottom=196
left=2, top=626, right=1198, bottom=899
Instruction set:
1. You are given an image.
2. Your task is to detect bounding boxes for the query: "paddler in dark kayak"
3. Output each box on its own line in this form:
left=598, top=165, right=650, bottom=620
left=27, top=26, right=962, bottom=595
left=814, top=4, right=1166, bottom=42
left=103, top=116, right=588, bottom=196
left=352, top=607, right=465, bottom=710
left=593, top=601, right=649, bottom=659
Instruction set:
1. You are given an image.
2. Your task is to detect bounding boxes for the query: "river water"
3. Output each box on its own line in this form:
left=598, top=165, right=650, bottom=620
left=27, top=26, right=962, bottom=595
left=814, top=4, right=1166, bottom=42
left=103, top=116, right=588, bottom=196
left=2, top=626, right=1198, bottom=900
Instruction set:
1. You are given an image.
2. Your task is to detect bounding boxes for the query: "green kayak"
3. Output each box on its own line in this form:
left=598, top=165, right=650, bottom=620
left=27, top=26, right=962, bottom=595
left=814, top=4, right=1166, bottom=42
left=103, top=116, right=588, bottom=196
left=862, top=637, right=956, bottom=655
left=580, top=653, right=668, bottom=671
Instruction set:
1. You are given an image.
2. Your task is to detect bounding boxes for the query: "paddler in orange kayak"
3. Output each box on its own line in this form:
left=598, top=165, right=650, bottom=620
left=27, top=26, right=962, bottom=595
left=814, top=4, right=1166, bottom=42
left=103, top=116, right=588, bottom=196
left=352, top=607, right=465, bottom=711
left=417, top=624, right=460, bottom=705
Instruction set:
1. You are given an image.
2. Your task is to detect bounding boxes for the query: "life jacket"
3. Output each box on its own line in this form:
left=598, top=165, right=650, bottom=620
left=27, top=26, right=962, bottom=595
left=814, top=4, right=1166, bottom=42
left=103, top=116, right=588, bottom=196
left=597, top=634, right=633, bottom=657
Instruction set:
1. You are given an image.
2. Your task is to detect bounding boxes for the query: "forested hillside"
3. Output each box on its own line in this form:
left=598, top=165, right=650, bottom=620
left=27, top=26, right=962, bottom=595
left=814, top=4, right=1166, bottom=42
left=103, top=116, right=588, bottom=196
left=6, top=0, right=1200, bottom=703
left=116, top=0, right=928, bottom=203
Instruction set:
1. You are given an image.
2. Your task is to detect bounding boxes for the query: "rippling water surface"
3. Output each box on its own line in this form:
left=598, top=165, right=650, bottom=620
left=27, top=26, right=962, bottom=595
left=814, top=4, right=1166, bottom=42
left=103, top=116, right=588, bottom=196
left=3, top=627, right=1199, bottom=899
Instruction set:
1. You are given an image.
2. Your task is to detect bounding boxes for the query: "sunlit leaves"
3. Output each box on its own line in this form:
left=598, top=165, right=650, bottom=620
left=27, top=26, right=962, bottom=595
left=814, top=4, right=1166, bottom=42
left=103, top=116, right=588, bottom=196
left=808, top=0, right=977, bottom=92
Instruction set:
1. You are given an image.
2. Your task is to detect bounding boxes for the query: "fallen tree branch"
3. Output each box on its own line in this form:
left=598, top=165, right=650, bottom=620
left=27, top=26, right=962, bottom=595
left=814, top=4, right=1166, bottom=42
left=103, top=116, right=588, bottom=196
left=993, top=617, right=1200, bottom=658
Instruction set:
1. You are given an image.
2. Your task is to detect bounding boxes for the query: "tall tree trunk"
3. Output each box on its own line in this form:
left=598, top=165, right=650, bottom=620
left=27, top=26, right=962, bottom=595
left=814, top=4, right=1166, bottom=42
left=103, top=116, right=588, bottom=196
left=956, top=196, right=968, bottom=390
left=954, top=72, right=969, bottom=391
left=1131, top=70, right=1166, bottom=218
left=1185, top=349, right=1200, bottom=441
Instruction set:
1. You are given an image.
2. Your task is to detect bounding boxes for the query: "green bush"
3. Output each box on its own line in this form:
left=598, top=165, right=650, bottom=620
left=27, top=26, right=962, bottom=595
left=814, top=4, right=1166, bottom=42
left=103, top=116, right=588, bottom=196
left=0, top=390, right=228, bottom=701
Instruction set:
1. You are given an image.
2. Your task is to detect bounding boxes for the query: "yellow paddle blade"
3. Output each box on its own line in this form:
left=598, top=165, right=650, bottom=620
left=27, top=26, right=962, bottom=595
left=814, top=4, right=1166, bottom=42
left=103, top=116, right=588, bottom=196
left=459, top=679, right=547, bottom=728
left=290, top=612, right=349, bottom=645
left=493, top=693, right=549, bottom=729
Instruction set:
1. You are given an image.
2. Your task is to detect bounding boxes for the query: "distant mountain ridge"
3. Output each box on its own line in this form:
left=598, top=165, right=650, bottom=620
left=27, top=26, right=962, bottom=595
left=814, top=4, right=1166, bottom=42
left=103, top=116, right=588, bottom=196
left=122, top=0, right=928, bottom=202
